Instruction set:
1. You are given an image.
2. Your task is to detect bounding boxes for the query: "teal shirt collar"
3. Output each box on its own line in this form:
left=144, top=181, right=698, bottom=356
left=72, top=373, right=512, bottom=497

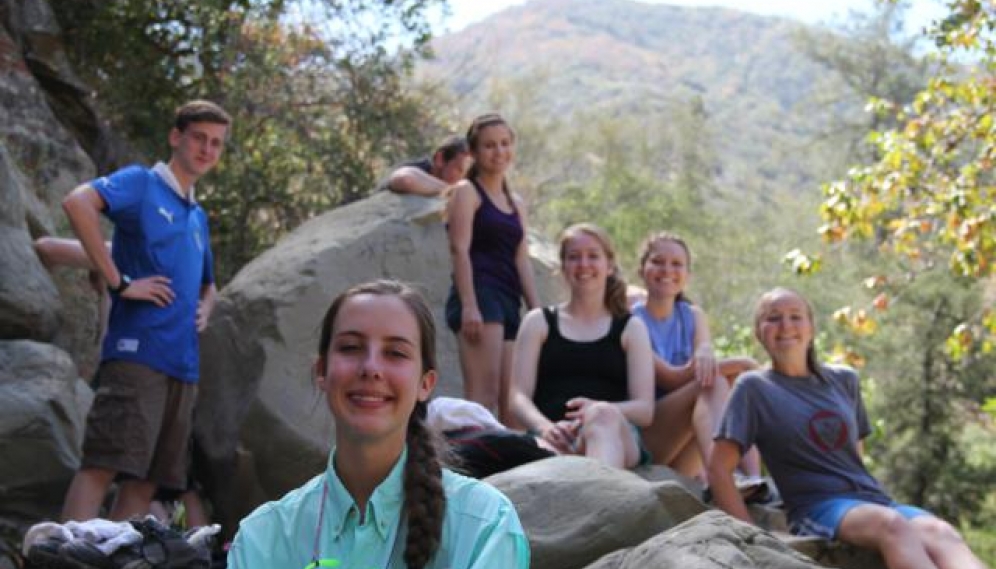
left=325, top=446, right=406, bottom=543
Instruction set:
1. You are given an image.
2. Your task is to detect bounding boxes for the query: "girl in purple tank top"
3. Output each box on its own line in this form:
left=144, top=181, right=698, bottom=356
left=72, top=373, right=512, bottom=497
left=446, top=114, right=540, bottom=424
left=633, top=232, right=760, bottom=482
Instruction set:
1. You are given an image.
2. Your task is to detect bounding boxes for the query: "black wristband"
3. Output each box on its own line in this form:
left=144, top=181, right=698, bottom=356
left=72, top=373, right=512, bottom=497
left=109, top=274, right=132, bottom=294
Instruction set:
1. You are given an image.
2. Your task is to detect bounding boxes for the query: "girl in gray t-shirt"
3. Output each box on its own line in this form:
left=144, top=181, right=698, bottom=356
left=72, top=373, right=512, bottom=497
left=709, top=287, right=985, bottom=569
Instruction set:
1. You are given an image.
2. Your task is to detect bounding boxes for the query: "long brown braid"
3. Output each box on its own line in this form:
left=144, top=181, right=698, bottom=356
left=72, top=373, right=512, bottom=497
left=317, top=280, right=447, bottom=568
left=402, top=401, right=447, bottom=568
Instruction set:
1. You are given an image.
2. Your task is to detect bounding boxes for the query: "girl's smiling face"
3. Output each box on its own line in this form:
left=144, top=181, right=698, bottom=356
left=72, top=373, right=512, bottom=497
left=755, top=290, right=814, bottom=364
left=561, top=230, right=612, bottom=294
left=318, top=293, right=436, bottom=445
left=471, top=123, right=515, bottom=176
left=640, top=239, right=690, bottom=300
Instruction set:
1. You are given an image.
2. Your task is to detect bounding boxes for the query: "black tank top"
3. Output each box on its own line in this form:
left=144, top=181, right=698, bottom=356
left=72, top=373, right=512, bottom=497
left=533, top=307, right=631, bottom=422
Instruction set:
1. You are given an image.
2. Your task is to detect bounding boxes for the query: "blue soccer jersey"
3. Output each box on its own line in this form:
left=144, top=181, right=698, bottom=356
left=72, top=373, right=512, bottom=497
left=92, top=165, right=214, bottom=382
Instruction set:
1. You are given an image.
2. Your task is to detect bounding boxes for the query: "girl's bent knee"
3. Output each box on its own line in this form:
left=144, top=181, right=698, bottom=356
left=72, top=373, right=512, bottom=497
left=879, top=512, right=918, bottom=545
left=582, top=401, right=624, bottom=428
left=914, top=516, right=964, bottom=545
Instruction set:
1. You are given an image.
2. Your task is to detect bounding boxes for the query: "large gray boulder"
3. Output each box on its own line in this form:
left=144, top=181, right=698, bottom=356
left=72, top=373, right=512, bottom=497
left=0, top=340, right=91, bottom=525
left=486, top=456, right=709, bottom=569
left=585, top=510, right=824, bottom=569
left=0, top=142, right=60, bottom=341
left=194, top=190, right=564, bottom=528
left=0, top=0, right=104, bottom=374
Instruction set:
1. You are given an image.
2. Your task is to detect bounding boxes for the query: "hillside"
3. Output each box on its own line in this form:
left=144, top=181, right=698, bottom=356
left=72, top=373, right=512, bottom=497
left=417, top=0, right=850, bottom=194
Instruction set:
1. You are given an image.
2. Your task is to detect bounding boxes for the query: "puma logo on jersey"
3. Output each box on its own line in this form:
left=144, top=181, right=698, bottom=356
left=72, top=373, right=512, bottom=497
left=158, top=207, right=174, bottom=224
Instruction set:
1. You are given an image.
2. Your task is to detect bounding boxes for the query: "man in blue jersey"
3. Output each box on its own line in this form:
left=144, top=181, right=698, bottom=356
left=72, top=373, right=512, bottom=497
left=60, top=100, right=231, bottom=521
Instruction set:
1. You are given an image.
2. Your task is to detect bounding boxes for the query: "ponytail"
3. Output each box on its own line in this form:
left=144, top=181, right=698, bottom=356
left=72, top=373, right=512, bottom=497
left=605, top=269, right=629, bottom=318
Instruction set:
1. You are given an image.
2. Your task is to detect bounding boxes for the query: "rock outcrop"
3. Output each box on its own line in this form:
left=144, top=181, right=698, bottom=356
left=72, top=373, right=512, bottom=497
left=193, top=190, right=563, bottom=529
left=0, top=0, right=106, bottom=377
left=0, top=340, right=91, bottom=524
left=487, top=456, right=886, bottom=569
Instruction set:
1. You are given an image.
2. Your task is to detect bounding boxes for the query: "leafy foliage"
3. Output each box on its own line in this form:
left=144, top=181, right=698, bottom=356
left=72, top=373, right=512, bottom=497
left=51, top=0, right=449, bottom=282
left=815, top=0, right=996, bottom=351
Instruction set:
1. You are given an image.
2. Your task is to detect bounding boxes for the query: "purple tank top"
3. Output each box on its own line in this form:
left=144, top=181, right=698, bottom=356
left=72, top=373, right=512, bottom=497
left=468, top=179, right=523, bottom=299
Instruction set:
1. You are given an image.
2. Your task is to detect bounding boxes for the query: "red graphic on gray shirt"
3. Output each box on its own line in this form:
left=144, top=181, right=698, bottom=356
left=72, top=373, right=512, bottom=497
left=808, top=410, right=848, bottom=451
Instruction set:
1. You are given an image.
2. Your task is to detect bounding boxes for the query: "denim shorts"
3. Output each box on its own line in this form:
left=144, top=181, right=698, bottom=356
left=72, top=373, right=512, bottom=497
left=445, top=284, right=522, bottom=340
left=791, top=497, right=931, bottom=539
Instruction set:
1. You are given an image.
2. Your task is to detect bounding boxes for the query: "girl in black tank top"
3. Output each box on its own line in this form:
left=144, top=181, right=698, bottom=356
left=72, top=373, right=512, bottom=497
left=508, top=223, right=655, bottom=469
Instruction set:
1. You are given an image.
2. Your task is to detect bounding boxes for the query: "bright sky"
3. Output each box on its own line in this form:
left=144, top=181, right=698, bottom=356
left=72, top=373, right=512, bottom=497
left=433, top=0, right=947, bottom=35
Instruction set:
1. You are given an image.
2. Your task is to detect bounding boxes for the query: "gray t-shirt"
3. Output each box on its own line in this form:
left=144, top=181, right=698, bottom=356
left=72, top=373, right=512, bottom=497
left=716, top=365, right=891, bottom=521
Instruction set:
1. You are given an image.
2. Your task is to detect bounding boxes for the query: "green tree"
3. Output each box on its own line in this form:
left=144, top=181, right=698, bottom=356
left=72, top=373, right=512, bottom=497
left=795, top=1, right=996, bottom=554
left=51, top=0, right=447, bottom=282
left=817, top=0, right=996, bottom=343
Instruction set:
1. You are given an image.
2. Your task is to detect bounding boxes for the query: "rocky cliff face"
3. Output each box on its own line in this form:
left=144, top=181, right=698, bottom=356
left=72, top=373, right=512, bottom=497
left=0, top=0, right=102, bottom=561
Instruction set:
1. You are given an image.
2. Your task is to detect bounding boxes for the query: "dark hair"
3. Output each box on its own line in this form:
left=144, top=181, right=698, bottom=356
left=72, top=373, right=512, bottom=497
left=638, top=231, right=693, bottom=305
left=433, top=134, right=469, bottom=163
left=174, top=100, right=232, bottom=132
left=559, top=223, right=629, bottom=318
left=317, top=280, right=445, bottom=569
left=753, top=287, right=827, bottom=383
left=464, top=113, right=515, bottom=185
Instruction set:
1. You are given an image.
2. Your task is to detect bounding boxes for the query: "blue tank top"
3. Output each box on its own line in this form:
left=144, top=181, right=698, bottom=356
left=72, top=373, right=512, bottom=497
left=632, top=300, right=696, bottom=398
left=468, top=179, right=523, bottom=299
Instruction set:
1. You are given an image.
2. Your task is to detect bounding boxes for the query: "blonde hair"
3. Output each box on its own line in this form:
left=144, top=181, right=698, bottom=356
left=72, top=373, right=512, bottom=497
left=559, top=223, right=629, bottom=317
left=753, top=287, right=827, bottom=382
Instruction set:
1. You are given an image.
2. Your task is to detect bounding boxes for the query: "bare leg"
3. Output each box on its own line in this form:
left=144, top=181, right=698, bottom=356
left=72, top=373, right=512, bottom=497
left=579, top=402, right=639, bottom=468
left=109, top=479, right=157, bottom=520
left=498, top=339, right=517, bottom=427
left=911, top=516, right=987, bottom=569
left=457, top=324, right=505, bottom=416
left=838, top=504, right=937, bottom=569
left=181, top=490, right=210, bottom=528
left=691, top=376, right=731, bottom=482
left=641, top=380, right=698, bottom=466
left=62, top=468, right=116, bottom=521
left=668, top=440, right=703, bottom=481
left=149, top=500, right=171, bottom=524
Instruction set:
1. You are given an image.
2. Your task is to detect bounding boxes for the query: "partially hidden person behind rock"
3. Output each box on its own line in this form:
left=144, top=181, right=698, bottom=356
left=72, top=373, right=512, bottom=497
left=631, top=231, right=761, bottom=482
left=229, top=280, right=530, bottom=569
left=709, top=287, right=987, bottom=569
left=385, top=134, right=470, bottom=197
left=509, top=223, right=655, bottom=469
left=427, top=396, right=557, bottom=479
left=34, top=237, right=211, bottom=528
left=59, top=100, right=230, bottom=522
left=445, top=113, right=540, bottom=424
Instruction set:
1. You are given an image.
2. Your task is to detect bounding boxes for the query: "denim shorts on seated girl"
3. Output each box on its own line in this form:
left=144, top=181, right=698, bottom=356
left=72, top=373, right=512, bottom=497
left=791, top=497, right=931, bottom=539
left=446, top=284, right=522, bottom=340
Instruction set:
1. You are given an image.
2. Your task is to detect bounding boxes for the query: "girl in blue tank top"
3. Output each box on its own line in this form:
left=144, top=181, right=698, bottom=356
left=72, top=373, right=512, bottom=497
left=445, top=114, right=540, bottom=425
left=631, top=232, right=760, bottom=482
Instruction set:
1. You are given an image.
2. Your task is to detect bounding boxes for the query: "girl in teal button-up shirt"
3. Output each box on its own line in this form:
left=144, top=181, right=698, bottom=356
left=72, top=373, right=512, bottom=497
left=229, top=280, right=530, bottom=569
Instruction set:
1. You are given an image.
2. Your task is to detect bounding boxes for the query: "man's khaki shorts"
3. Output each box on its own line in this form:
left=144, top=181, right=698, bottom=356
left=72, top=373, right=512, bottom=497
left=82, top=360, right=197, bottom=490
